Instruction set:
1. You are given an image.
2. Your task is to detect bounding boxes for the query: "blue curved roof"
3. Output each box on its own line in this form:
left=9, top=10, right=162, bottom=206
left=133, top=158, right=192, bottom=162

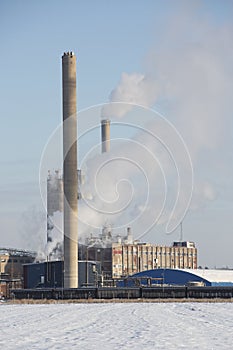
left=119, top=269, right=211, bottom=287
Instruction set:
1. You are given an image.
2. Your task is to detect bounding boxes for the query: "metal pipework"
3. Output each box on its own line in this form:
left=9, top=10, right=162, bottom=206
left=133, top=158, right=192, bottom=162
left=101, top=119, right=110, bottom=153
left=62, top=51, right=78, bottom=288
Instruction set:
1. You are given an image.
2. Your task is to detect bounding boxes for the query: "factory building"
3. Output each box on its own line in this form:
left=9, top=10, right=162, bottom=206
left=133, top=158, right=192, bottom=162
left=84, top=227, right=197, bottom=279
left=82, top=227, right=197, bottom=280
left=111, top=241, right=197, bottom=278
left=0, top=248, right=36, bottom=279
left=23, top=260, right=101, bottom=289
left=0, top=248, right=36, bottom=297
left=112, top=241, right=197, bottom=278
left=20, top=237, right=197, bottom=289
left=83, top=245, right=112, bottom=280
left=119, top=268, right=233, bottom=287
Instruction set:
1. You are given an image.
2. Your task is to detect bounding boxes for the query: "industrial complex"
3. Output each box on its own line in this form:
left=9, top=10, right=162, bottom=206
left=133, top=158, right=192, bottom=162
left=1, top=51, right=233, bottom=300
left=43, top=51, right=199, bottom=290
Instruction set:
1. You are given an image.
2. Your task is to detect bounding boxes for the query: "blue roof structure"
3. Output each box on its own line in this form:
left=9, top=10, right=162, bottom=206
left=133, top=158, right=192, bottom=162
left=118, top=268, right=233, bottom=287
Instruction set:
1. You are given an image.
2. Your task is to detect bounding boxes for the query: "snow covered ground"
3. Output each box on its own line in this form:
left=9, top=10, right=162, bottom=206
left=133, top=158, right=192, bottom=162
left=0, top=302, right=232, bottom=349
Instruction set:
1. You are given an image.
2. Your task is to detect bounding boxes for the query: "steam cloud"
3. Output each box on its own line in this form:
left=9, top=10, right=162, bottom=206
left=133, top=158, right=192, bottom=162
left=38, top=3, right=232, bottom=250
left=100, top=4, right=232, bottom=216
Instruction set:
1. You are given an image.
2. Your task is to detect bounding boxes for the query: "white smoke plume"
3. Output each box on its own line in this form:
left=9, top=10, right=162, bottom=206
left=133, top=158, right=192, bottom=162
left=19, top=206, right=45, bottom=252
left=37, top=211, right=63, bottom=261
left=78, top=116, right=190, bottom=239
left=101, top=73, right=159, bottom=118
left=100, top=5, right=233, bottom=215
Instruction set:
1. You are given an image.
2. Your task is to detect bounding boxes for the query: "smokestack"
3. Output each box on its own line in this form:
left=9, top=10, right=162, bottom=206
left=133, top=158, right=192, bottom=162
left=101, top=119, right=110, bottom=153
left=62, top=51, right=78, bottom=288
left=127, top=227, right=133, bottom=244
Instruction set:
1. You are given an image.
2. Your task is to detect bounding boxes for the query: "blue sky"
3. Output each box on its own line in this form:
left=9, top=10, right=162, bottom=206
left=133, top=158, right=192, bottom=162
left=1, top=0, right=233, bottom=267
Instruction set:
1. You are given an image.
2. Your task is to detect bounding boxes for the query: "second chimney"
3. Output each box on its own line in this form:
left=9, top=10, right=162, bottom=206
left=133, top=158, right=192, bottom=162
left=101, top=119, right=110, bottom=153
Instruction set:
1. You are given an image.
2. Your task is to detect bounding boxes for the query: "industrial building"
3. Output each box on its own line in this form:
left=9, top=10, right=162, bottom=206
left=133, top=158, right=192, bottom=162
left=0, top=248, right=36, bottom=279
left=112, top=241, right=197, bottom=278
left=75, top=225, right=197, bottom=281
left=23, top=260, right=101, bottom=289
left=119, top=268, right=233, bottom=287
left=84, top=239, right=197, bottom=280
left=0, top=248, right=36, bottom=297
left=20, top=236, right=197, bottom=289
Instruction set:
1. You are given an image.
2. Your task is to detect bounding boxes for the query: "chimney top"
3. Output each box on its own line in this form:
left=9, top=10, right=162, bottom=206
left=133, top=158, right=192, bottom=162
left=62, top=51, right=75, bottom=57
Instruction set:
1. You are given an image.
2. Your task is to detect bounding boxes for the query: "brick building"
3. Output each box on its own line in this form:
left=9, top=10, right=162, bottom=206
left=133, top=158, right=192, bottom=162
left=112, top=241, right=197, bottom=278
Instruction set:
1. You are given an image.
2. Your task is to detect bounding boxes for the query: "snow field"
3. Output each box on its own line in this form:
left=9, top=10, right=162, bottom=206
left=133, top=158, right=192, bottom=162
left=0, top=302, right=232, bottom=349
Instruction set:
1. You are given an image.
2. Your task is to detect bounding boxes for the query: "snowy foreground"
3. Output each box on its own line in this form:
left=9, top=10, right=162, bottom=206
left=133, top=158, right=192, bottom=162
left=0, top=302, right=232, bottom=349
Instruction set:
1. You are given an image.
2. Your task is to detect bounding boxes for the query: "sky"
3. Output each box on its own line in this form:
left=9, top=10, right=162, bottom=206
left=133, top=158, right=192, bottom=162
left=1, top=0, right=233, bottom=268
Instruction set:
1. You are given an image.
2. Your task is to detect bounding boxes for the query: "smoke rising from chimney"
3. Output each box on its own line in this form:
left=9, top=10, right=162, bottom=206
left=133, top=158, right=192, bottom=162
left=102, top=7, right=233, bottom=161
left=99, top=5, right=233, bottom=220
left=39, top=6, right=232, bottom=247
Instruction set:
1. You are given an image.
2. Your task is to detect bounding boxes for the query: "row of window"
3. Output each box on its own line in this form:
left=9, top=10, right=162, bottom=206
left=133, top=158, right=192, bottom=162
left=114, top=262, right=196, bottom=270
left=122, top=252, right=196, bottom=257
left=123, top=250, right=196, bottom=256
left=123, top=250, right=196, bottom=254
